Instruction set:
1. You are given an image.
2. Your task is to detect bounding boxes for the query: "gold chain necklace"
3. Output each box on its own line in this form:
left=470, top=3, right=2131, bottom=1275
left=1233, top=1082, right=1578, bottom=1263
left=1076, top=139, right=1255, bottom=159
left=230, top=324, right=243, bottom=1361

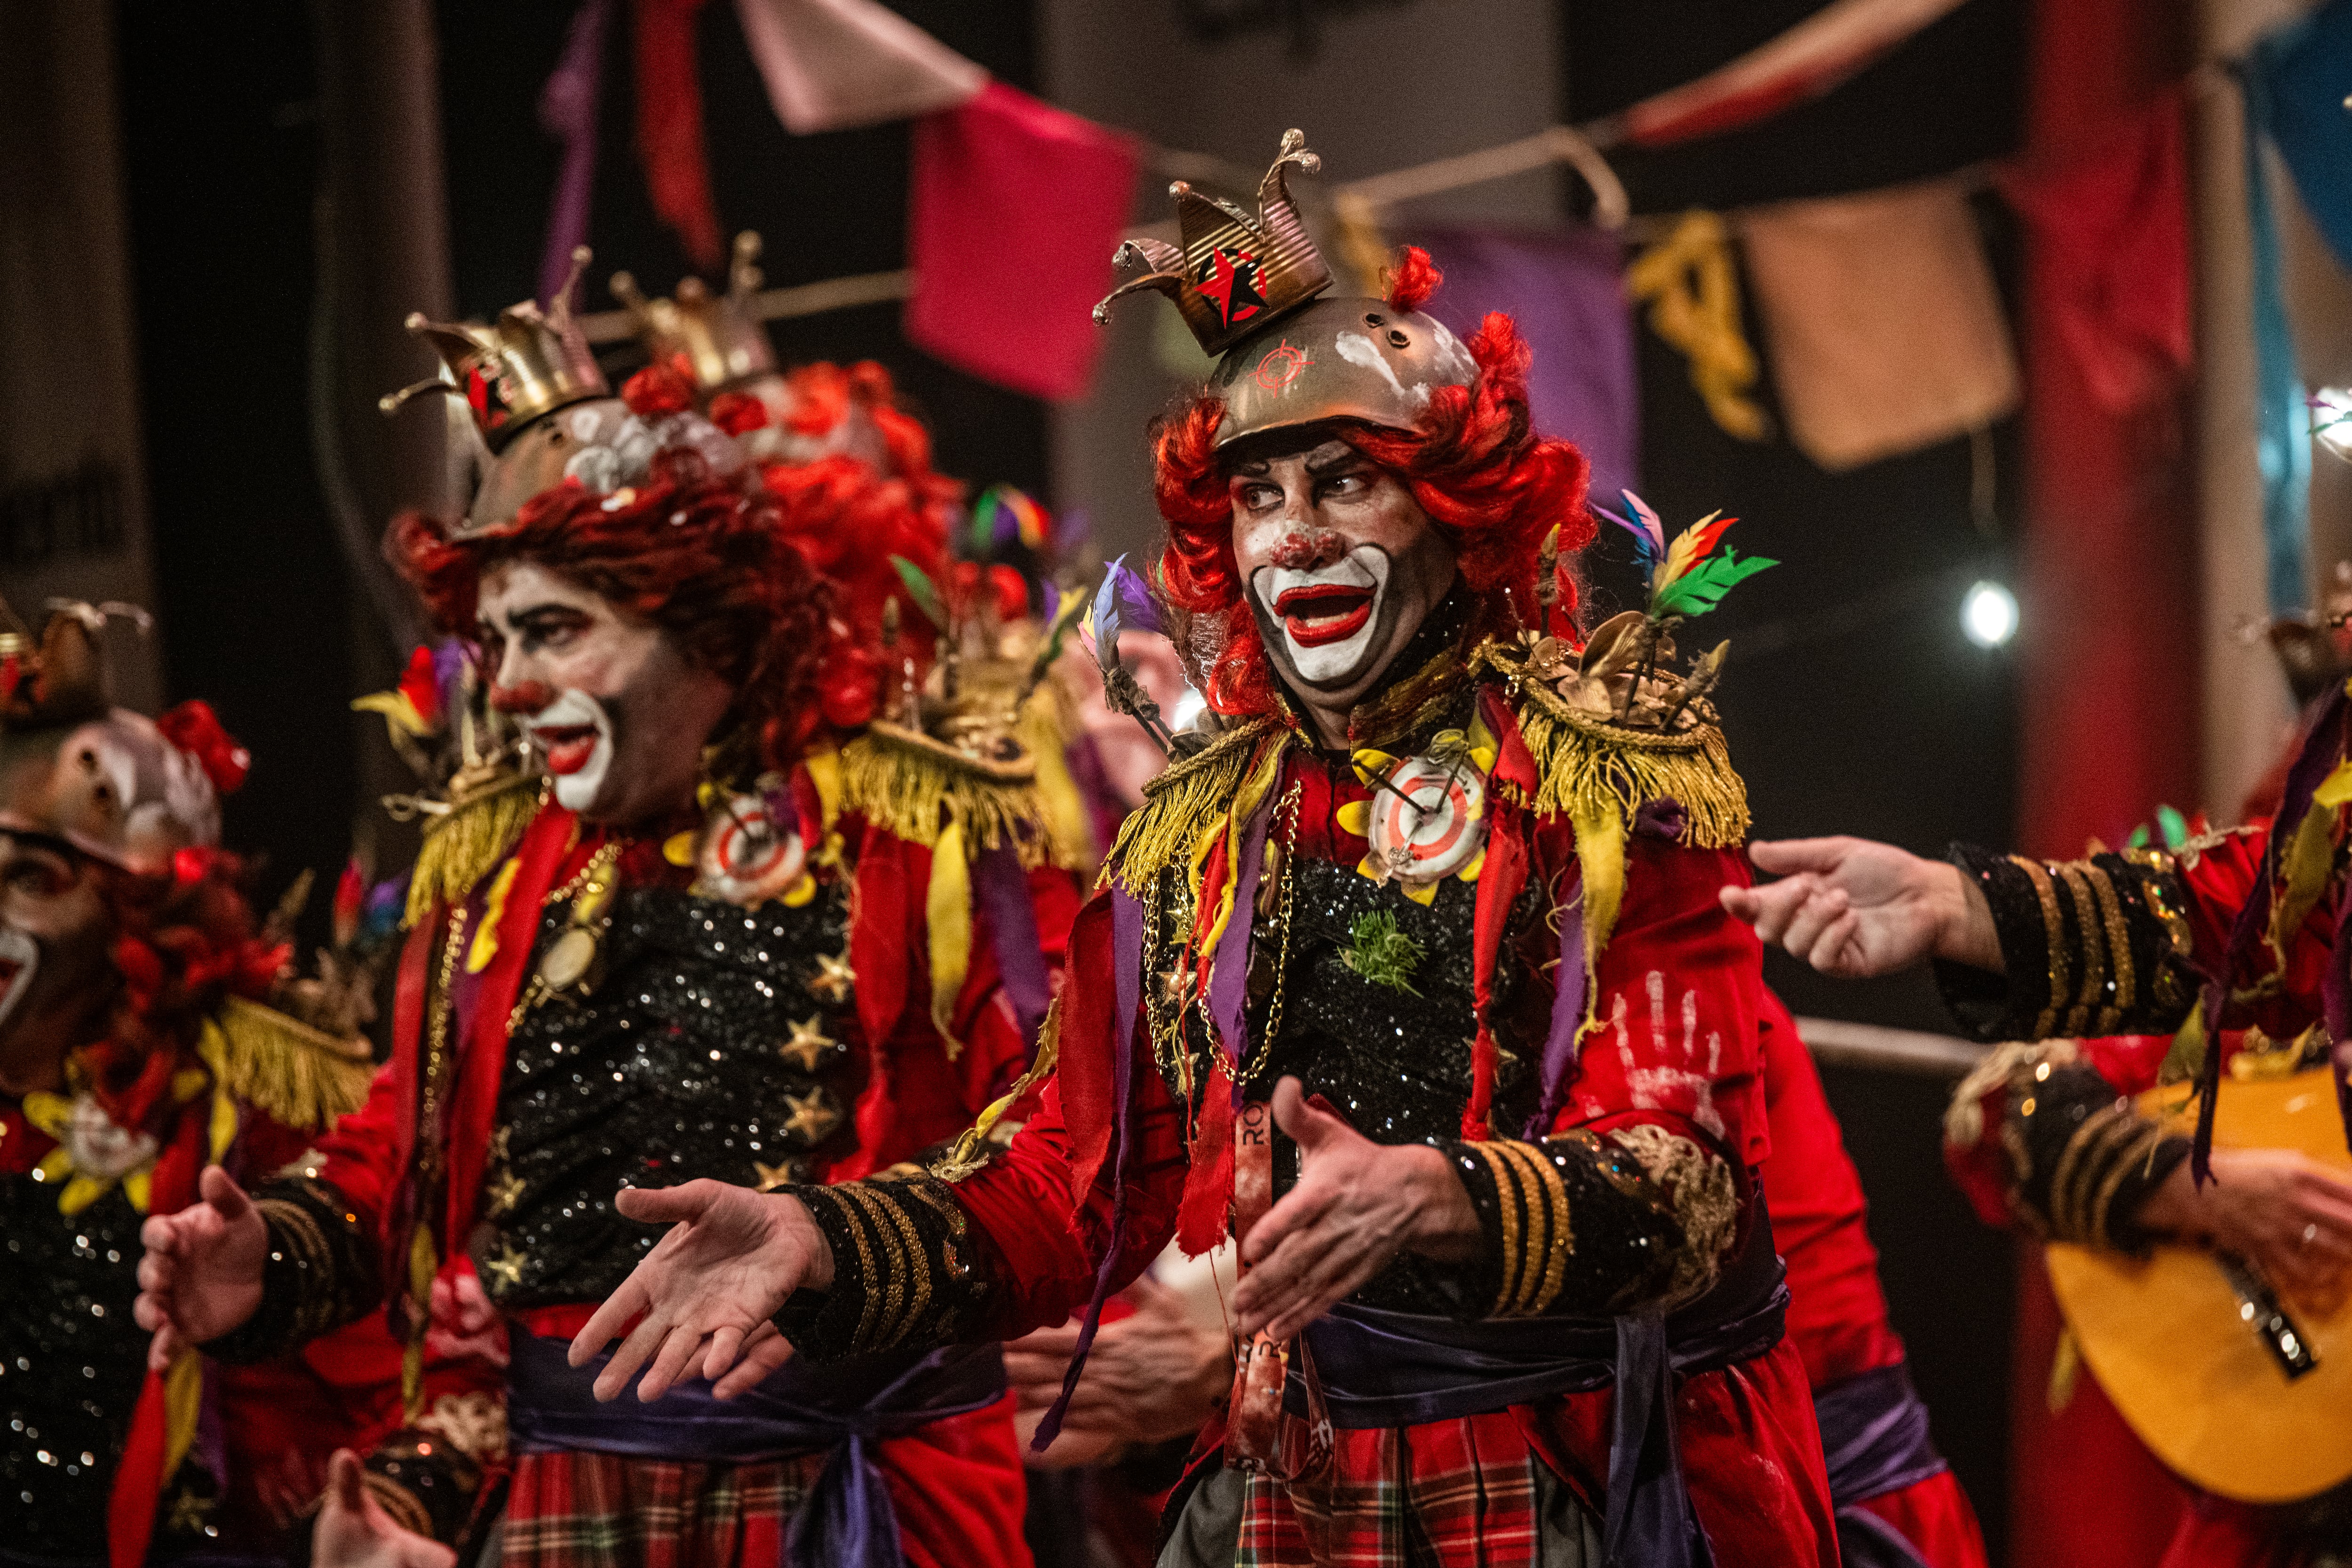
left=1237, top=783, right=1304, bottom=1090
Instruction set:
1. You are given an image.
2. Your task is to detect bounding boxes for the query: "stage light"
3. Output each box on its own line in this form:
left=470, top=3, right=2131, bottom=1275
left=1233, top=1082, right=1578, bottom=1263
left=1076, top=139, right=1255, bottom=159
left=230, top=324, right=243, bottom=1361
left=1962, top=581, right=2018, bottom=648
left=2314, top=387, right=2352, bottom=461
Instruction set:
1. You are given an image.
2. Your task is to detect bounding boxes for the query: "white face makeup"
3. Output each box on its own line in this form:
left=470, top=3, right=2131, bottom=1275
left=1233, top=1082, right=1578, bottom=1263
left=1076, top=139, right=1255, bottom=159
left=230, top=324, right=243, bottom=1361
left=527, top=688, right=615, bottom=812
left=1228, top=438, right=1457, bottom=745
left=478, top=560, right=735, bottom=826
left=1251, top=544, right=1393, bottom=686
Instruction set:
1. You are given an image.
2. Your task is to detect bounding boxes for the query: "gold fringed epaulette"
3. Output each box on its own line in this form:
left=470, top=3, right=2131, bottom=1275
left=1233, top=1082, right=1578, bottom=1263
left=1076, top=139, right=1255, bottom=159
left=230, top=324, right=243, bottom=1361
left=402, top=769, right=541, bottom=927
left=1103, top=716, right=1286, bottom=889
left=211, top=995, right=375, bottom=1132
left=841, top=726, right=1056, bottom=868
left=1478, top=645, right=1749, bottom=849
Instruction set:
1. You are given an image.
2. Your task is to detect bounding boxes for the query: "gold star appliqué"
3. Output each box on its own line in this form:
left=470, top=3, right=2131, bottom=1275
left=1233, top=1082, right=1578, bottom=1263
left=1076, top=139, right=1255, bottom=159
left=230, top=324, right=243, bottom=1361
left=753, top=1159, right=796, bottom=1193
left=778, top=1015, right=839, bottom=1072
left=481, top=1242, right=528, bottom=1292
left=782, top=1089, right=840, bottom=1145
left=485, top=1169, right=526, bottom=1217
left=809, top=949, right=856, bottom=1003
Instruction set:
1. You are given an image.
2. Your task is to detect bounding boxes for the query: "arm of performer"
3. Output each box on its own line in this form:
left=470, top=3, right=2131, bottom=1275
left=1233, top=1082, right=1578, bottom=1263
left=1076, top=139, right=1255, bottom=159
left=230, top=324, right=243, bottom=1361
left=134, top=1061, right=405, bottom=1369
left=1723, top=835, right=2352, bottom=1292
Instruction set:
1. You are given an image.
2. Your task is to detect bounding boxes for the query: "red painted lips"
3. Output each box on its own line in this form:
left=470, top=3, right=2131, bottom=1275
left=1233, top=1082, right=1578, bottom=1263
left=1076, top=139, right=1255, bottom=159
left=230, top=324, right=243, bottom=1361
left=535, top=725, right=600, bottom=776
left=1274, top=583, right=1374, bottom=648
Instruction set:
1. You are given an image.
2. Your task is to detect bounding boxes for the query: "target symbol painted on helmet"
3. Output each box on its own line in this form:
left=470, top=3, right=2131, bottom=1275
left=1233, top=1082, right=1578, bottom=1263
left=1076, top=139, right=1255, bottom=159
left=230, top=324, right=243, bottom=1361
left=1255, top=340, right=1312, bottom=394
left=1364, top=756, right=1487, bottom=883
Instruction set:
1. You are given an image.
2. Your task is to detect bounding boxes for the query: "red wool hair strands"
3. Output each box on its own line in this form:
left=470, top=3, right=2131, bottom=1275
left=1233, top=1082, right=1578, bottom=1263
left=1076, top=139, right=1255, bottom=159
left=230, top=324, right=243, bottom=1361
left=386, top=452, right=834, bottom=775
left=1154, top=247, right=1593, bottom=717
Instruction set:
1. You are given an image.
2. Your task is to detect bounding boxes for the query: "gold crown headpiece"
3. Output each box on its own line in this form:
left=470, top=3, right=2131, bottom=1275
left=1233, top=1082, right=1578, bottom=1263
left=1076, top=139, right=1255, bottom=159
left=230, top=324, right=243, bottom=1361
left=1094, top=129, right=1331, bottom=358
left=379, top=247, right=609, bottom=453
left=609, top=231, right=778, bottom=396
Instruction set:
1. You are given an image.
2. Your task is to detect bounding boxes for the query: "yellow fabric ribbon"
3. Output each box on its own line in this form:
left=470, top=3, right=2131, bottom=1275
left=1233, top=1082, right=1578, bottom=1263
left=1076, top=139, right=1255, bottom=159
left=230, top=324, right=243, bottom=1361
left=162, top=1345, right=204, bottom=1484
left=1197, top=741, right=1292, bottom=960
left=927, top=820, right=971, bottom=1060
left=1568, top=794, right=1629, bottom=1044
left=2271, top=756, right=2352, bottom=963
left=1625, top=211, right=1768, bottom=442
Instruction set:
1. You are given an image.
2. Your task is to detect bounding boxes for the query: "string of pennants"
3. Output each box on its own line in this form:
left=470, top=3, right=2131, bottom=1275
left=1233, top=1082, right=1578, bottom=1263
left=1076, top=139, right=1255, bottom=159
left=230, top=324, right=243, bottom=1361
left=546, top=0, right=2352, bottom=593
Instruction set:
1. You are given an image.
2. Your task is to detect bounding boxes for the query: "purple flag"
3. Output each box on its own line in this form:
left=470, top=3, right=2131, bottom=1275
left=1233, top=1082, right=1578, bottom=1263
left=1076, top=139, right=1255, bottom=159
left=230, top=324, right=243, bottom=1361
left=1406, top=225, right=1637, bottom=507
left=537, top=0, right=613, bottom=308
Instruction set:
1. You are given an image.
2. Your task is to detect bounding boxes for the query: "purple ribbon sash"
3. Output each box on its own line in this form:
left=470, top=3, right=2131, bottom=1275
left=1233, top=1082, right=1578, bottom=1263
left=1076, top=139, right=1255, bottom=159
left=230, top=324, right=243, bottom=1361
left=1812, top=1362, right=1945, bottom=1568
left=1293, top=1211, right=1785, bottom=1568
left=507, top=1330, right=1005, bottom=1568
left=974, top=842, right=1053, bottom=1046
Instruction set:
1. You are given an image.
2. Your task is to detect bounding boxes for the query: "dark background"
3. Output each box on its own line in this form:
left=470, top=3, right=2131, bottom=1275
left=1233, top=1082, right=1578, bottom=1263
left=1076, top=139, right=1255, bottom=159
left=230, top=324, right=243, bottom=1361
left=114, top=0, right=2030, bottom=1552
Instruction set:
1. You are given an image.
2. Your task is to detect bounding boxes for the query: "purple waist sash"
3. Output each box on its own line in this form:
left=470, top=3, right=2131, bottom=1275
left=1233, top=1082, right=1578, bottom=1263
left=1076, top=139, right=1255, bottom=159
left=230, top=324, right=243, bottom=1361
left=506, top=1329, right=1005, bottom=1568
left=1812, top=1361, right=1946, bottom=1568
left=1291, top=1211, right=1787, bottom=1568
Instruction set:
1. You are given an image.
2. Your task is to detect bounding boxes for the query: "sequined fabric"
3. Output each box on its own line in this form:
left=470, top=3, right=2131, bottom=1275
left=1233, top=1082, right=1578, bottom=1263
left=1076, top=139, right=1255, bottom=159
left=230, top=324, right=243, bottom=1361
left=481, top=880, right=860, bottom=1308
left=0, top=1177, right=211, bottom=1559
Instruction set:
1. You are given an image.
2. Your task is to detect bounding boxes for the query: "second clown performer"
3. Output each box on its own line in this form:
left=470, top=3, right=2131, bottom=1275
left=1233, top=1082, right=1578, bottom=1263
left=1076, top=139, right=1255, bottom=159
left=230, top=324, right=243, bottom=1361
left=565, top=134, right=1837, bottom=1566
left=134, top=268, right=1067, bottom=1567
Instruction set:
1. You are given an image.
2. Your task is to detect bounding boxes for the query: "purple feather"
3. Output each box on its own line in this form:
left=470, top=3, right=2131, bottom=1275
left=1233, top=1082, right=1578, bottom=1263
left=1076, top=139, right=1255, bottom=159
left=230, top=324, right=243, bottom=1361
left=1040, top=579, right=1061, bottom=627
left=1591, top=489, right=1664, bottom=565
left=1108, top=556, right=1166, bottom=639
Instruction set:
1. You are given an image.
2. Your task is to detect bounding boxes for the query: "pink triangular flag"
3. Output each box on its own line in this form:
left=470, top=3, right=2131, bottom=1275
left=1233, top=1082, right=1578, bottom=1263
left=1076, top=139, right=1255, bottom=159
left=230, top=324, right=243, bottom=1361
left=905, top=82, right=1140, bottom=402
left=733, top=0, right=985, bottom=135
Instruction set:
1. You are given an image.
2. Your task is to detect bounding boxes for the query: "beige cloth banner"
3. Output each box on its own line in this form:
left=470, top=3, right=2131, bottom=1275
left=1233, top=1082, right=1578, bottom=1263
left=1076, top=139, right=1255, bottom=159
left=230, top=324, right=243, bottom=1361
left=1739, top=177, right=2018, bottom=471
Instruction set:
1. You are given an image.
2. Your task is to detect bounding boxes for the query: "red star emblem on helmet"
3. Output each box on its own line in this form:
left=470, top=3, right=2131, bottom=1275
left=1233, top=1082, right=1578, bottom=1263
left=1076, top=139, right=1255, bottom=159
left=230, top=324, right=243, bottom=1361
left=1196, top=247, right=1268, bottom=328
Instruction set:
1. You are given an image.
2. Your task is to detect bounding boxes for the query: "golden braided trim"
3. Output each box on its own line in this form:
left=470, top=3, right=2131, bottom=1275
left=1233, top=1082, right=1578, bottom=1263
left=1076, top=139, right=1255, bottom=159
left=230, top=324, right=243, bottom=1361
left=1492, top=1142, right=1559, bottom=1315
left=253, top=1196, right=338, bottom=1343
left=860, top=1184, right=933, bottom=1348
left=2084, top=863, right=2135, bottom=1019
left=838, top=1185, right=919, bottom=1349
left=1481, top=1145, right=1532, bottom=1316
left=2053, top=864, right=2108, bottom=1036
left=2088, top=1123, right=2169, bottom=1246
left=825, top=1192, right=884, bottom=1353
left=1944, top=1041, right=2076, bottom=1153
left=1513, top=1143, right=1575, bottom=1315
left=2049, top=1105, right=2141, bottom=1243
left=2006, top=857, right=2068, bottom=1039
left=361, top=1473, right=436, bottom=1538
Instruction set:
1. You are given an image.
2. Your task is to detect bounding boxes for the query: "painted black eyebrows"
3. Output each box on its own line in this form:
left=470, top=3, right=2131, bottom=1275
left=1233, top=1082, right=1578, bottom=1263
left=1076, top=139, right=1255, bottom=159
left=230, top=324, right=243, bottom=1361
left=1302, top=443, right=1364, bottom=476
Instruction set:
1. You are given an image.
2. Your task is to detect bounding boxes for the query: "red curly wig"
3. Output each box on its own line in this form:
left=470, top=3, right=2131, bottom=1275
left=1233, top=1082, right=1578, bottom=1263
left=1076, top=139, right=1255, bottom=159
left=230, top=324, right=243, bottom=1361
left=387, top=371, right=836, bottom=775
left=715, top=360, right=961, bottom=729
left=1154, top=247, right=1592, bottom=717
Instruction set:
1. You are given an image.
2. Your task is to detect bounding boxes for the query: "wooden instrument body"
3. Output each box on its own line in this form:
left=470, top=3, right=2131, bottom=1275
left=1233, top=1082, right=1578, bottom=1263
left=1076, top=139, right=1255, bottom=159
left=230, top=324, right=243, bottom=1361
left=2044, top=1067, right=2352, bottom=1504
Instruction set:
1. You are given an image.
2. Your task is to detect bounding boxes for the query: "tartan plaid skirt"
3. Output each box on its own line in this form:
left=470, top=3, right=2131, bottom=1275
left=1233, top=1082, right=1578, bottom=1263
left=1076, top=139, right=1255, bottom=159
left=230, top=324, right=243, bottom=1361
left=500, top=1449, right=830, bottom=1568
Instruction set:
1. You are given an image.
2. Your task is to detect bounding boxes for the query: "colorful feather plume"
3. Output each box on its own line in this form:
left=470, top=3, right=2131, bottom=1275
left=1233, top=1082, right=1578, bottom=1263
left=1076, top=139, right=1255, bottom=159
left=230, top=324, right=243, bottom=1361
left=890, top=555, right=949, bottom=633
left=967, top=485, right=1051, bottom=554
left=1083, top=554, right=1165, bottom=671
left=1594, top=492, right=1776, bottom=622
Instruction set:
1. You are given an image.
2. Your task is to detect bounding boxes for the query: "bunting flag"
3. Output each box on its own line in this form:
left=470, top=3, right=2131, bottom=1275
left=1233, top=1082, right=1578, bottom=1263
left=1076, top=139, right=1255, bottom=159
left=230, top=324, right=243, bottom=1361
left=1624, top=211, right=1768, bottom=442
left=633, top=0, right=723, bottom=272
left=1738, top=177, right=2018, bottom=471
left=1606, top=0, right=1972, bottom=148
left=733, top=0, right=985, bottom=134
left=905, top=82, right=1140, bottom=401
left=1407, top=225, right=1637, bottom=504
left=538, top=0, right=614, bottom=306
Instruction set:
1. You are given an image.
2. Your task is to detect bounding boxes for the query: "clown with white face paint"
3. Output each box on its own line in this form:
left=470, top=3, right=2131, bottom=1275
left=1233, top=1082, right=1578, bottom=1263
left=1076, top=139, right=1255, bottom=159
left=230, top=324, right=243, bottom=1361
left=143, top=287, right=1071, bottom=1568
left=564, top=130, right=1836, bottom=1568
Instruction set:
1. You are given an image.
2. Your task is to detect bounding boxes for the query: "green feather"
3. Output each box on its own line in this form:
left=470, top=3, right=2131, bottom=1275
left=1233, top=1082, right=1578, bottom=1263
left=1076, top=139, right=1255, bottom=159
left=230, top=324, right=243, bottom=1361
left=2156, top=804, right=2189, bottom=852
left=1650, top=548, right=1777, bottom=620
left=2126, top=823, right=2151, bottom=850
left=891, top=555, right=949, bottom=631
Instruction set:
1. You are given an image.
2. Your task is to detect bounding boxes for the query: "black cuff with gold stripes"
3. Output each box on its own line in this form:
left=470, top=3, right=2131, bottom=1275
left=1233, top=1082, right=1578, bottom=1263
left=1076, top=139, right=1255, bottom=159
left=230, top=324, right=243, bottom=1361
left=202, top=1175, right=381, bottom=1364
left=2007, top=1059, right=2192, bottom=1248
left=1438, top=1132, right=1683, bottom=1320
left=773, top=1173, right=992, bottom=1361
left=1941, top=844, right=2200, bottom=1044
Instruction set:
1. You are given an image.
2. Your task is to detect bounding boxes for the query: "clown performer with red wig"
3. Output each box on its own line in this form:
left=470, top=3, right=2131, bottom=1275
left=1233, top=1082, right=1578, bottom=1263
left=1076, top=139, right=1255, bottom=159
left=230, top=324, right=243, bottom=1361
left=558, top=132, right=1838, bottom=1566
left=132, top=259, right=1075, bottom=1568
left=0, top=603, right=505, bottom=1567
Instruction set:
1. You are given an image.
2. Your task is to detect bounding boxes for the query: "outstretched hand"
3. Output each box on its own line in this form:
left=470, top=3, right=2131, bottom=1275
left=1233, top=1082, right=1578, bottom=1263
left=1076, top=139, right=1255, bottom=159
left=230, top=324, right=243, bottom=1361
left=1229, top=1077, right=1477, bottom=1342
left=133, top=1164, right=267, bottom=1371
left=566, top=1179, right=832, bottom=1403
left=312, top=1449, right=456, bottom=1568
left=1720, top=836, right=1999, bottom=979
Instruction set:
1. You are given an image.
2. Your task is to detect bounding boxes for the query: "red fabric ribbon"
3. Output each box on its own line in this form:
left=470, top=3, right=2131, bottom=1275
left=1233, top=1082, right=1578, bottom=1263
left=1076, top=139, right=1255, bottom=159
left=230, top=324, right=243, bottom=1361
left=632, top=0, right=723, bottom=272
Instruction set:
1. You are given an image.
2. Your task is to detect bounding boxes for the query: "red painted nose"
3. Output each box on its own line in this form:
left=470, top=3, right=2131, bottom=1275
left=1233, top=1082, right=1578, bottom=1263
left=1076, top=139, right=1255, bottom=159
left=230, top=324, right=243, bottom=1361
left=489, top=680, right=556, bottom=715
left=1270, top=531, right=1346, bottom=571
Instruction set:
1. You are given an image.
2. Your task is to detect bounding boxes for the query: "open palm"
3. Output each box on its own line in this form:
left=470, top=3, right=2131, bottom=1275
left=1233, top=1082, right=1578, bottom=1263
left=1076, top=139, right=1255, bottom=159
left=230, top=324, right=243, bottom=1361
left=568, top=1179, right=830, bottom=1402
left=133, top=1165, right=267, bottom=1369
left=1720, top=836, right=1989, bottom=979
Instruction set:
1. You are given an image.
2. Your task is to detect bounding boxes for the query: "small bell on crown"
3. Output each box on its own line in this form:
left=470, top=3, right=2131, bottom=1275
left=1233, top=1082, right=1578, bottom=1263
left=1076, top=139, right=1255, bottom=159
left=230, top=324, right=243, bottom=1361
left=610, top=231, right=779, bottom=396
left=1094, top=128, right=1331, bottom=358
left=379, top=247, right=609, bottom=452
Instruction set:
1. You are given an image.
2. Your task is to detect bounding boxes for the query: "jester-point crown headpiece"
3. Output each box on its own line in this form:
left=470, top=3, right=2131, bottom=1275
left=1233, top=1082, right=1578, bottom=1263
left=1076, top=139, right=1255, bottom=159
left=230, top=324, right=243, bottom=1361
left=610, top=231, right=779, bottom=396
left=380, top=247, right=609, bottom=454
left=1094, top=128, right=1331, bottom=358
